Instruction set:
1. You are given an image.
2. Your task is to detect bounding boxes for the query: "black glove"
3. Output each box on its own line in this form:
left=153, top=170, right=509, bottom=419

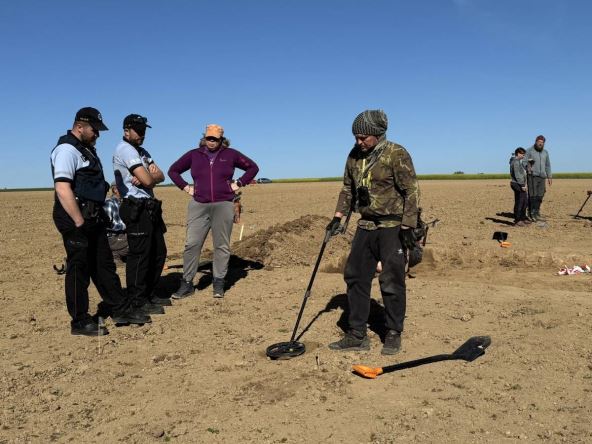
left=326, top=216, right=342, bottom=235
left=399, top=228, right=417, bottom=250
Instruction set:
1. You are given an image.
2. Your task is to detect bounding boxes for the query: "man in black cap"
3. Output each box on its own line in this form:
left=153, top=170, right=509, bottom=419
left=326, top=109, right=420, bottom=355
left=50, top=107, right=151, bottom=336
left=113, top=114, right=169, bottom=313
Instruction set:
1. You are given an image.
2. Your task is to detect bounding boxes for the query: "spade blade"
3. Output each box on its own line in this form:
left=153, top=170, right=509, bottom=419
left=492, top=231, right=508, bottom=242
left=451, top=336, right=492, bottom=362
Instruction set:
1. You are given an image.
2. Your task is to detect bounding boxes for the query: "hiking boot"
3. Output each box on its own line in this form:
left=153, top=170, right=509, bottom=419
left=172, top=280, right=195, bottom=299
left=91, top=313, right=107, bottom=328
left=522, top=219, right=532, bottom=225
left=381, top=330, right=402, bottom=355
left=514, top=221, right=526, bottom=227
left=150, top=296, right=172, bottom=306
left=112, top=308, right=152, bottom=325
left=213, top=278, right=225, bottom=298
left=71, top=319, right=109, bottom=337
left=138, top=302, right=165, bottom=315
left=328, top=333, right=370, bottom=351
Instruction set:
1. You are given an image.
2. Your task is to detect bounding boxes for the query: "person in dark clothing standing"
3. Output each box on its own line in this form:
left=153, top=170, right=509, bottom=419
left=104, top=182, right=129, bottom=262
left=509, top=147, right=531, bottom=226
left=50, top=107, right=151, bottom=336
left=113, top=114, right=169, bottom=314
left=525, top=135, right=552, bottom=221
left=326, top=109, right=420, bottom=355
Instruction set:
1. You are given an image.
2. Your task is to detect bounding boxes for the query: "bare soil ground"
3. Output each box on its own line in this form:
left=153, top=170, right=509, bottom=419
left=1, top=180, right=591, bottom=443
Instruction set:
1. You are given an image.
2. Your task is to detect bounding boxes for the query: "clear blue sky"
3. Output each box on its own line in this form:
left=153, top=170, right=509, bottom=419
left=1, top=0, right=591, bottom=188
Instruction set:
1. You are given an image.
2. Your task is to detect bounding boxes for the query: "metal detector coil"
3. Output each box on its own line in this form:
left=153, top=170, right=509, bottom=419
left=266, top=341, right=306, bottom=360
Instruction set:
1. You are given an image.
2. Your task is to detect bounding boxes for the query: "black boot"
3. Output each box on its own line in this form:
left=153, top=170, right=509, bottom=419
left=71, top=318, right=109, bottom=336
left=328, top=331, right=370, bottom=351
left=138, top=301, right=165, bottom=315
left=111, top=307, right=152, bottom=325
left=535, top=198, right=546, bottom=221
left=172, top=279, right=195, bottom=299
left=381, top=330, right=402, bottom=355
left=150, top=295, right=173, bottom=306
left=213, top=278, right=225, bottom=298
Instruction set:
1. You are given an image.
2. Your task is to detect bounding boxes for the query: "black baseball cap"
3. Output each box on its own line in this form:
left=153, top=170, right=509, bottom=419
left=75, top=107, right=108, bottom=131
left=123, top=114, right=152, bottom=129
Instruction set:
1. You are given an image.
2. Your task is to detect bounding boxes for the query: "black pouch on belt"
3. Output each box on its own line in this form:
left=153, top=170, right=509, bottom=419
left=79, top=200, right=101, bottom=220
left=145, top=198, right=167, bottom=233
left=126, top=196, right=145, bottom=222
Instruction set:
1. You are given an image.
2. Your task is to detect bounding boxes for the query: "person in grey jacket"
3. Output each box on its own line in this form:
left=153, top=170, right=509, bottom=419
left=509, top=147, right=530, bottom=226
left=525, top=135, right=552, bottom=221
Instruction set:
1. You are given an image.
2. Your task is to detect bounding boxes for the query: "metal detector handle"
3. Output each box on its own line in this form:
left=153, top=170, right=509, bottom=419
left=337, top=207, right=353, bottom=235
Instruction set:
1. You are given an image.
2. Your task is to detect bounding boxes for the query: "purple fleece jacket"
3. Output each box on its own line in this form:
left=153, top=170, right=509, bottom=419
left=168, top=146, right=259, bottom=203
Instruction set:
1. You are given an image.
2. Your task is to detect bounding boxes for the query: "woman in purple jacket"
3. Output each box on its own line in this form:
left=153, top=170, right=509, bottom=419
left=168, top=124, right=259, bottom=298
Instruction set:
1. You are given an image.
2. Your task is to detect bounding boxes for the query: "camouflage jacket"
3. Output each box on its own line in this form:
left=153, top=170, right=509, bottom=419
left=335, top=140, right=420, bottom=230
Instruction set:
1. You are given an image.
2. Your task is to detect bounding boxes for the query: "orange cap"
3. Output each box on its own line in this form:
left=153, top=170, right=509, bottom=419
left=205, top=124, right=224, bottom=138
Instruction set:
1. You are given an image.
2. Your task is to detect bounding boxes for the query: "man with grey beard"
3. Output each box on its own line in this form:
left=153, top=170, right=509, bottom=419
left=525, top=135, right=552, bottom=221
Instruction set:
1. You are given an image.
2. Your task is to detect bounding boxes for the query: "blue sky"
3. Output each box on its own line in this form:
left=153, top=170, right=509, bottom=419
left=1, top=0, right=591, bottom=188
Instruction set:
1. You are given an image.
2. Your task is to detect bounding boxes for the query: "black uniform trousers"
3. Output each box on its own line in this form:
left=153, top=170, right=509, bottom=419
left=511, top=182, right=528, bottom=222
left=120, top=200, right=167, bottom=306
left=59, top=221, right=127, bottom=324
left=344, top=225, right=406, bottom=337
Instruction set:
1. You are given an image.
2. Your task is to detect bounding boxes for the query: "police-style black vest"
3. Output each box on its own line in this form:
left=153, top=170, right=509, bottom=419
left=51, top=131, right=108, bottom=203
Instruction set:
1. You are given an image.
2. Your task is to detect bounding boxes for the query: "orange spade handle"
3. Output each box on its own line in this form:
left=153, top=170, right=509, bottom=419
left=352, top=365, right=384, bottom=379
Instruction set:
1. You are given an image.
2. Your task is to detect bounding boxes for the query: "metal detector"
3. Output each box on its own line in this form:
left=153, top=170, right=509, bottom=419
left=352, top=335, right=491, bottom=379
left=574, top=194, right=591, bottom=219
left=266, top=210, right=352, bottom=360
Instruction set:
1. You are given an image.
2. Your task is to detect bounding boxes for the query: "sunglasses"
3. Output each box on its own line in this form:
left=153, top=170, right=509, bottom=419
left=130, top=116, right=148, bottom=124
left=205, top=136, right=221, bottom=142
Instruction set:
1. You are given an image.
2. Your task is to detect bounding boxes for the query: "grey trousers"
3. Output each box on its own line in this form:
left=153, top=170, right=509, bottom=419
left=107, top=232, right=129, bottom=262
left=530, top=176, right=546, bottom=198
left=183, top=200, right=234, bottom=282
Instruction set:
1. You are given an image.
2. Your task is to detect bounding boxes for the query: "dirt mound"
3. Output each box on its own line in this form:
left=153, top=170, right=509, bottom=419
left=232, top=214, right=353, bottom=269
left=415, top=245, right=592, bottom=273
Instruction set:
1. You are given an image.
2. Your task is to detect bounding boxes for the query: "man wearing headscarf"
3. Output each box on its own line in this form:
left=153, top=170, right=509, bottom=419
left=525, top=135, right=552, bottom=221
left=326, top=109, right=420, bottom=355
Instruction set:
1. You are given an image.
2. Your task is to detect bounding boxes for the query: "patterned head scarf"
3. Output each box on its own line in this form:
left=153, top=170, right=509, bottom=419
left=351, top=109, right=388, bottom=136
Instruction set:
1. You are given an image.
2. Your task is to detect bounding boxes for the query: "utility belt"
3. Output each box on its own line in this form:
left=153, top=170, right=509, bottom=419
left=359, top=214, right=402, bottom=225
left=123, top=195, right=161, bottom=218
left=77, top=199, right=105, bottom=221
left=122, top=196, right=166, bottom=232
left=106, top=230, right=126, bottom=238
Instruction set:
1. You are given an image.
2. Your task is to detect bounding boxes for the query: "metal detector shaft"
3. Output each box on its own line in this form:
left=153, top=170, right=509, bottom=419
left=288, top=230, right=332, bottom=342
left=288, top=208, right=352, bottom=343
left=574, top=194, right=591, bottom=219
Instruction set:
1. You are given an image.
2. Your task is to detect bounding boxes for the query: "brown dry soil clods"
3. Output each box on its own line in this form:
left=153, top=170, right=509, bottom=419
left=1, top=180, right=592, bottom=443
